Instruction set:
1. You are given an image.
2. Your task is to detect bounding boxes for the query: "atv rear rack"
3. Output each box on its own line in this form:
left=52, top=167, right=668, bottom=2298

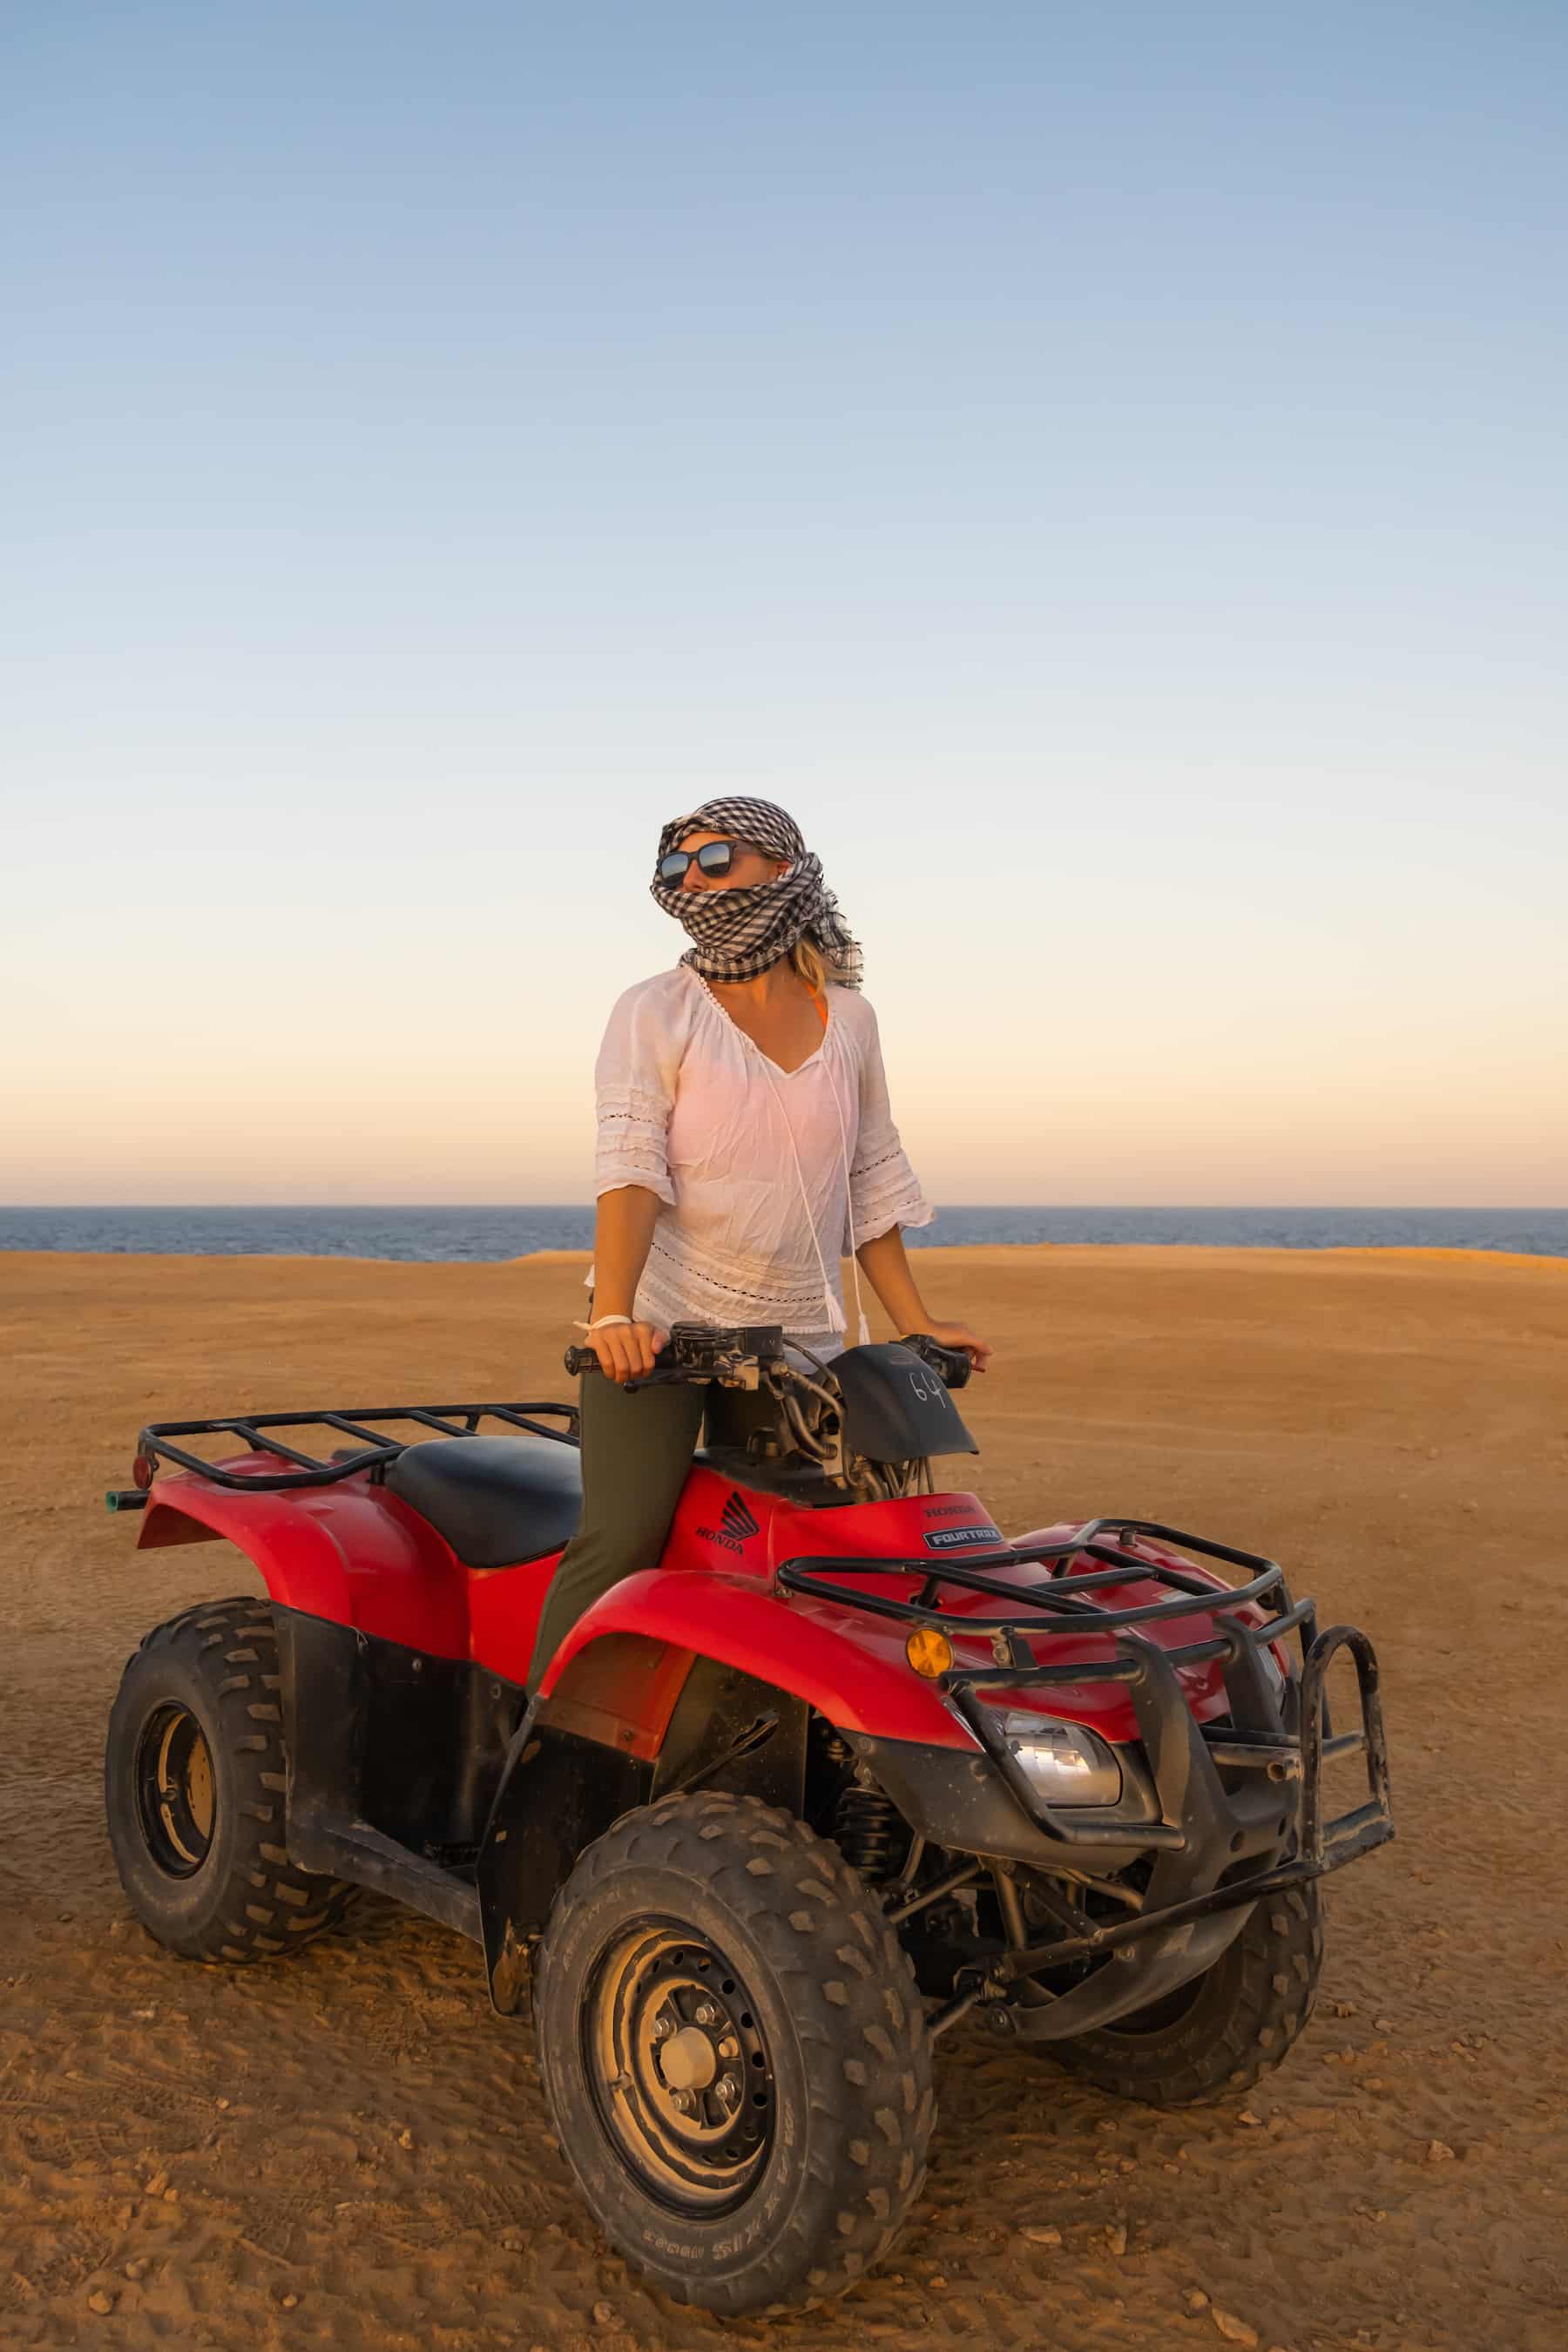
left=109, top=1401, right=580, bottom=1504
left=778, top=1516, right=1393, bottom=1881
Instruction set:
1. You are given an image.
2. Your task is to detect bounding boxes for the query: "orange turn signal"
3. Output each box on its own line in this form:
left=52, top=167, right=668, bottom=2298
left=905, top=1627, right=954, bottom=1680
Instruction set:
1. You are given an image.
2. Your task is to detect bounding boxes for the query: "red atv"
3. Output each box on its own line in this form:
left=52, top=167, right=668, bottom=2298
left=104, top=1323, right=1392, bottom=2316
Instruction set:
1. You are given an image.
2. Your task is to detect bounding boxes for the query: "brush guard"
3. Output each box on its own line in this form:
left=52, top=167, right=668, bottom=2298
left=778, top=1517, right=1393, bottom=2030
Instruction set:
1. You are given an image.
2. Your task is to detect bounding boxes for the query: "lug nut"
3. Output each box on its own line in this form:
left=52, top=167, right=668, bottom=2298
left=718, top=2035, right=740, bottom=2059
left=716, top=2076, right=739, bottom=2106
left=671, top=2090, right=693, bottom=2114
left=693, top=2004, right=718, bottom=2026
left=652, top=2015, right=672, bottom=2039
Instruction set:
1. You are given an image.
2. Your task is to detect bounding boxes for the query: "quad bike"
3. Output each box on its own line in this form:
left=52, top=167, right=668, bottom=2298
left=103, top=1324, right=1392, bottom=2315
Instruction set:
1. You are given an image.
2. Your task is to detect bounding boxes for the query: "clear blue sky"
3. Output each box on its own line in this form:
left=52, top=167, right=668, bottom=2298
left=4, top=3, right=1565, bottom=1205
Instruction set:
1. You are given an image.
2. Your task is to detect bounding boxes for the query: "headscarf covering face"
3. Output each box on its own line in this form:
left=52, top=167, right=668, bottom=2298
left=650, top=795, right=863, bottom=988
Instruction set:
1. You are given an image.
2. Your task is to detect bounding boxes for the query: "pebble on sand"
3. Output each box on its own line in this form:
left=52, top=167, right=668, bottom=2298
left=1211, top=2310, right=1260, bottom=2347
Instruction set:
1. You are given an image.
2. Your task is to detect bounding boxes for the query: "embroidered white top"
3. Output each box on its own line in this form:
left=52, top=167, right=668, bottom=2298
left=588, top=965, right=934, bottom=1355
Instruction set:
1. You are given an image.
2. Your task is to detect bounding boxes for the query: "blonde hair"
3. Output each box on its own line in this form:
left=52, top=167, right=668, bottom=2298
left=789, top=931, right=865, bottom=997
left=788, top=936, right=825, bottom=994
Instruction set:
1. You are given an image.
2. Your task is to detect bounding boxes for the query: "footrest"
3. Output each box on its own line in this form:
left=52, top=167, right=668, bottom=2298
left=289, top=1815, right=483, bottom=1943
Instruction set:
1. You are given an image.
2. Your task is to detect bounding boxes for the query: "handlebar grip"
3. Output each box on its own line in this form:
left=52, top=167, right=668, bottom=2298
left=902, top=1332, right=973, bottom=1389
left=563, top=1344, right=688, bottom=1389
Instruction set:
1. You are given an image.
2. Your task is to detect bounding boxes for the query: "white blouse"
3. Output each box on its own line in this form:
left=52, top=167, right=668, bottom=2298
left=588, top=965, right=934, bottom=1355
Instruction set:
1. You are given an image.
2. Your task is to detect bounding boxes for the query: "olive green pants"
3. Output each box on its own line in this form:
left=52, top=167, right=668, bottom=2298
left=525, top=1369, right=777, bottom=1690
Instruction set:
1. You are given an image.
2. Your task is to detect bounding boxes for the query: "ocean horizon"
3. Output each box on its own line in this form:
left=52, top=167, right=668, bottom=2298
left=2, top=1205, right=1565, bottom=1262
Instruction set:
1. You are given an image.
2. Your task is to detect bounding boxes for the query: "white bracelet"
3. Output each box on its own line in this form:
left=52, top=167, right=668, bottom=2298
left=571, top=1314, right=634, bottom=1333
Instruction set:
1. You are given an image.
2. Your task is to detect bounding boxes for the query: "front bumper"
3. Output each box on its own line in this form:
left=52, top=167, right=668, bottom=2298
left=806, top=1522, right=1395, bottom=2042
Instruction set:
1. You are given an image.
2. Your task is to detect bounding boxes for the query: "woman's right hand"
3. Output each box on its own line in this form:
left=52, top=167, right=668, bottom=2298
left=587, top=1317, right=669, bottom=1382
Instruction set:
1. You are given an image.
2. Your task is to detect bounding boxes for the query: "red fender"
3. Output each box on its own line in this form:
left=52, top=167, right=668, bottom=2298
left=136, top=1466, right=470, bottom=1656
left=536, top=1566, right=979, bottom=1751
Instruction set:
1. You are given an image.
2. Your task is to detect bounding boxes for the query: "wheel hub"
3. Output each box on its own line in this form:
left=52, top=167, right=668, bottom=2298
left=659, top=2024, right=720, bottom=2092
left=134, top=1703, right=217, bottom=1878
left=583, top=1922, right=774, bottom=2215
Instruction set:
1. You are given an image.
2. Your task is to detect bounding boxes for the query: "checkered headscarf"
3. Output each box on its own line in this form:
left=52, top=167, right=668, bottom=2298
left=651, top=796, right=863, bottom=988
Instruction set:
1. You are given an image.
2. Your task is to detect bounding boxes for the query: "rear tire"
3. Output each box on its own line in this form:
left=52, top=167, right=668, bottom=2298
left=1051, top=1882, right=1323, bottom=2105
left=105, top=1597, right=355, bottom=1963
left=534, top=1790, right=934, bottom=2315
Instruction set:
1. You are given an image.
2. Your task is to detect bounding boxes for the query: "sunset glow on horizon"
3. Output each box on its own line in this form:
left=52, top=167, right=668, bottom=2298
left=8, top=774, right=1563, bottom=1209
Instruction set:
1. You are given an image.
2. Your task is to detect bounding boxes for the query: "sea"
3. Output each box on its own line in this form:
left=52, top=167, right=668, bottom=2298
left=2, top=1206, right=1565, bottom=1261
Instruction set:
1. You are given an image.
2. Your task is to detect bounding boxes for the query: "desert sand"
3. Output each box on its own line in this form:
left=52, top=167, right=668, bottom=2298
left=1, top=1243, right=1565, bottom=2352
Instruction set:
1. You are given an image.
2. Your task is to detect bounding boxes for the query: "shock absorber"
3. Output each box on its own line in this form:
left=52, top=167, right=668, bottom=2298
left=833, top=1780, right=904, bottom=1883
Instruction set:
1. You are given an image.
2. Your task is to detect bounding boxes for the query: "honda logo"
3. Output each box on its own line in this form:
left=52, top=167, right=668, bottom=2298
left=697, top=1489, right=761, bottom=1555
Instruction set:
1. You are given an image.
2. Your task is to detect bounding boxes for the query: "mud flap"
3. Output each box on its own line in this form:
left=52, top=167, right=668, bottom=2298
left=476, top=1720, right=652, bottom=2013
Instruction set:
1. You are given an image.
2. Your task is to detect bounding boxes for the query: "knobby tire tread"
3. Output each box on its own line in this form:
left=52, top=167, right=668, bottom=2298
left=1052, top=1882, right=1324, bottom=2105
left=535, top=1789, right=935, bottom=2315
left=108, top=1596, right=355, bottom=1963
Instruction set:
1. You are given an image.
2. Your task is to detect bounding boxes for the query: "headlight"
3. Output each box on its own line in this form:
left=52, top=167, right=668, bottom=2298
left=996, top=1712, right=1123, bottom=1808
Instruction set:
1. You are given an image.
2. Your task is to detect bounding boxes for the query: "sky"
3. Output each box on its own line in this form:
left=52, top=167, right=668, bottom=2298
left=3, top=3, right=1565, bottom=1208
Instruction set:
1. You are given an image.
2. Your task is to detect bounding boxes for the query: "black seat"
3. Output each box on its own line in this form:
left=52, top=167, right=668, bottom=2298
left=385, top=1434, right=583, bottom=1569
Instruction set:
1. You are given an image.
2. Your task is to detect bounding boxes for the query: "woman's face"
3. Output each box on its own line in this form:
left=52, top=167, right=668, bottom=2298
left=675, top=828, right=787, bottom=892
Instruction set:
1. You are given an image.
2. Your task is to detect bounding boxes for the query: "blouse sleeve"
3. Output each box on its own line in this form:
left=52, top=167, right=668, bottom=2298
left=844, top=998, right=935, bottom=1251
left=592, top=983, right=680, bottom=1206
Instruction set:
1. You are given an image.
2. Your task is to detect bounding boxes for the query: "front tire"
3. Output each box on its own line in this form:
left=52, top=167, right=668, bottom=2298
left=1051, top=1882, right=1323, bottom=2105
left=534, top=1790, right=934, bottom=2315
left=105, top=1597, right=355, bottom=1963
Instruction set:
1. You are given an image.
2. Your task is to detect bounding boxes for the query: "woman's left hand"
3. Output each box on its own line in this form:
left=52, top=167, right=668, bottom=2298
left=913, top=1319, right=992, bottom=1374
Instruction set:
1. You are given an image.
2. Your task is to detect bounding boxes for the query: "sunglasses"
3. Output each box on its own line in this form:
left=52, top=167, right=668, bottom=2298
left=658, top=839, right=746, bottom=884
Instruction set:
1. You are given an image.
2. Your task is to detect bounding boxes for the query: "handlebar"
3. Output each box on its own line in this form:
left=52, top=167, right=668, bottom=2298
left=563, top=1344, right=687, bottom=1382
left=563, top=1328, right=970, bottom=1390
left=908, top=1334, right=972, bottom=1390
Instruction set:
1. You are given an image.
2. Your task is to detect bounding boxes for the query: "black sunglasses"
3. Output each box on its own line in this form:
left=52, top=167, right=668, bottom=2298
left=658, top=839, right=744, bottom=883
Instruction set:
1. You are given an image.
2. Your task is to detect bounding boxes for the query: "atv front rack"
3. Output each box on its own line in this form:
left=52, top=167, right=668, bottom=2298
left=776, top=1517, right=1316, bottom=1728
left=110, top=1401, right=580, bottom=1504
left=777, top=1515, right=1393, bottom=1883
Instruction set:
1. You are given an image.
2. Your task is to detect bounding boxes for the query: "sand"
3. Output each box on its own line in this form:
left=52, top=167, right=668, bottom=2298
left=1, top=1243, right=1565, bottom=2351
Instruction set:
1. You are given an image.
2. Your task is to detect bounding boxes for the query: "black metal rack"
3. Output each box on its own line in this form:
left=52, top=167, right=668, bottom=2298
left=776, top=1516, right=1308, bottom=1669
left=108, top=1401, right=580, bottom=1506
left=777, top=1516, right=1392, bottom=1882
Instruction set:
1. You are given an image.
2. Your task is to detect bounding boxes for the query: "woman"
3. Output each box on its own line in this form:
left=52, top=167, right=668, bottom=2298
left=525, top=794, right=990, bottom=1688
